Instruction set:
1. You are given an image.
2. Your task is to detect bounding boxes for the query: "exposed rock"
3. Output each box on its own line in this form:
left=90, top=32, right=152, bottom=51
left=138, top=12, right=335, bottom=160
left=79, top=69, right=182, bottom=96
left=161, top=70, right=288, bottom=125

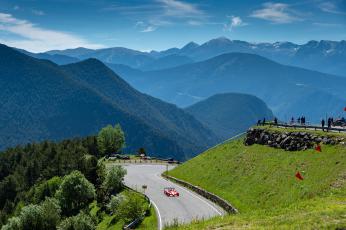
left=244, top=128, right=344, bottom=151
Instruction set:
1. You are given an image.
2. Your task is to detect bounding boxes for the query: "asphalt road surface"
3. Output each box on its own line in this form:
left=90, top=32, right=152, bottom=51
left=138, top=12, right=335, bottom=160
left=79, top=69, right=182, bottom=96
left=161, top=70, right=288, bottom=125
left=122, top=164, right=225, bottom=229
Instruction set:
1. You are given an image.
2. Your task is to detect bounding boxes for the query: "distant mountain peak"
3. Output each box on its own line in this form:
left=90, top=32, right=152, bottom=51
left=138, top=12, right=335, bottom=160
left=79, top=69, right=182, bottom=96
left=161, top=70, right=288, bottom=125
left=181, top=42, right=199, bottom=50
left=72, top=58, right=105, bottom=67
left=205, top=37, right=232, bottom=44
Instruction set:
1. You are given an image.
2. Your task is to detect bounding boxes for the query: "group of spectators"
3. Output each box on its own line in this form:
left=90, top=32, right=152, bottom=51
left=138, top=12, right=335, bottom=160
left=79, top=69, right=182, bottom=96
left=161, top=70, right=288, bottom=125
left=321, top=117, right=334, bottom=131
left=290, top=116, right=306, bottom=125
left=255, top=115, right=345, bottom=131
left=257, top=117, right=278, bottom=126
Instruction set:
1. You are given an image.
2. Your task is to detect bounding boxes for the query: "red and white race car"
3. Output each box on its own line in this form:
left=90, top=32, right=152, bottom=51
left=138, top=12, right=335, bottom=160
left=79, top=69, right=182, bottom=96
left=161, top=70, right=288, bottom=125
left=164, top=187, right=179, bottom=197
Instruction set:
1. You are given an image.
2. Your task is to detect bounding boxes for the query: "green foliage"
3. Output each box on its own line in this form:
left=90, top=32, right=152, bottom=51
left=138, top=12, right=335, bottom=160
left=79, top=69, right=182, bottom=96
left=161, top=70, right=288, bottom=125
left=0, top=176, right=18, bottom=210
left=40, top=198, right=62, bottom=229
left=82, top=155, right=99, bottom=186
left=103, top=166, right=126, bottom=195
left=56, top=171, right=96, bottom=216
left=106, top=195, right=124, bottom=214
left=1, top=198, right=61, bottom=230
left=0, top=136, right=102, bottom=221
left=116, top=191, right=147, bottom=223
left=13, top=204, right=42, bottom=230
left=97, top=124, right=125, bottom=156
left=137, top=205, right=158, bottom=230
left=1, top=217, right=21, bottom=230
left=29, top=176, right=62, bottom=204
left=58, top=213, right=95, bottom=230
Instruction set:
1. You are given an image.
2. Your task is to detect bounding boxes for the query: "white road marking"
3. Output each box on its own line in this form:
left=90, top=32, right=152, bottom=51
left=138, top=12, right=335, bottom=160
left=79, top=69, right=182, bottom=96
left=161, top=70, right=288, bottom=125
left=155, top=174, right=223, bottom=216
left=151, top=199, right=163, bottom=230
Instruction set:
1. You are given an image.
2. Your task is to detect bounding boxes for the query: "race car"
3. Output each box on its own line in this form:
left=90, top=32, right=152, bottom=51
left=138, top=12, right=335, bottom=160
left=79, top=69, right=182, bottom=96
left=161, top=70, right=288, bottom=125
left=164, top=187, right=179, bottom=197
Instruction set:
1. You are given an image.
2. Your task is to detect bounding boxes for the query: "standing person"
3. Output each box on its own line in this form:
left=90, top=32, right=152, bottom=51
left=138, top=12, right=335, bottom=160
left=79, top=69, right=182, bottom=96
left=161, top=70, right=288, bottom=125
left=291, top=117, right=294, bottom=125
left=297, top=117, right=301, bottom=124
left=302, top=116, right=306, bottom=125
left=327, top=118, right=332, bottom=131
left=321, top=119, right=325, bottom=131
left=274, top=117, right=278, bottom=125
left=262, top=118, right=266, bottom=126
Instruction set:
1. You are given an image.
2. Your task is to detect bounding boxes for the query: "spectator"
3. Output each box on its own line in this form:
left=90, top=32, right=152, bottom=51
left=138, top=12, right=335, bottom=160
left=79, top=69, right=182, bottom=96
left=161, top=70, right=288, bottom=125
left=321, top=119, right=325, bottom=131
left=291, top=117, right=294, bottom=125
left=274, top=117, right=278, bottom=125
left=327, top=118, right=332, bottom=131
left=257, top=120, right=261, bottom=126
left=297, top=117, right=301, bottom=124
left=262, top=118, right=266, bottom=126
left=302, top=116, right=305, bottom=125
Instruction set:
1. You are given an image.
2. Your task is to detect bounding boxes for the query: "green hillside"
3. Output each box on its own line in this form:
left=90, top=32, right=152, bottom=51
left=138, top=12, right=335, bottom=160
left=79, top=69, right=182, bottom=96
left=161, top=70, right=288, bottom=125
left=185, top=93, right=273, bottom=139
left=167, top=128, right=346, bottom=229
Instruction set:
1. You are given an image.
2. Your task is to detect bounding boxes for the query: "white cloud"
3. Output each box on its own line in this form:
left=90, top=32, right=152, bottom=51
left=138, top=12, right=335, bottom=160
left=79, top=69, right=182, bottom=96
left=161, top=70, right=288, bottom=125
left=106, top=0, right=207, bottom=31
left=32, top=9, right=45, bottom=16
left=135, top=21, right=157, bottom=32
left=250, top=2, right=301, bottom=24
left=224, top=16, right=247, bottom=31
left=157, top=0, right=204, bottom=17
left=318, top=1, right=346, bottom=15
left=0, top=13, right=104, bottom=52
left=141, top=25, right=157, bottom=32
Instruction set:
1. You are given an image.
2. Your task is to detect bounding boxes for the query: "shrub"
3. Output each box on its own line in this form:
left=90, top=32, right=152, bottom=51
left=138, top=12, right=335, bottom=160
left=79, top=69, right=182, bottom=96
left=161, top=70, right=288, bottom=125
left=57, top=213, right=95, bottom=230
left=1, top=198, right=61, bottom=230
left=30, top=176, right=62, bottom=204
left=56, top=171, right=95, bottom=216
left=1, top=217, right=22, bottom=230
left=116, top=192, right=147, bottom=223
left=97, top=124, right=125, bottom=156
left=106, top=194, right=125, bottom=214
left=103, top=165, right=126, bottom=195
left=40, top=198, right=61, bottom=229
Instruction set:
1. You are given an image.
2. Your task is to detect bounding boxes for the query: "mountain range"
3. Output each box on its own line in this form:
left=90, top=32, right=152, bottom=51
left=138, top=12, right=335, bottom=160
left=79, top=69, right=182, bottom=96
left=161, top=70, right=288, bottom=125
left=0, top=44, right=217, bottom=160
left=44, top=37, right=346, bottom=76
left=111, top=52, right=346, bottom=123
left=1, top=44, right=275, bottom=160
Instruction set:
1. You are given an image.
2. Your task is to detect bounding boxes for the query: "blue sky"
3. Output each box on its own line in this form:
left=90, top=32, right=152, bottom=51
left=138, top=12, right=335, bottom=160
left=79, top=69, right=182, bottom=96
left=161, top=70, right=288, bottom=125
left=0, top=0, right=345, bottom=52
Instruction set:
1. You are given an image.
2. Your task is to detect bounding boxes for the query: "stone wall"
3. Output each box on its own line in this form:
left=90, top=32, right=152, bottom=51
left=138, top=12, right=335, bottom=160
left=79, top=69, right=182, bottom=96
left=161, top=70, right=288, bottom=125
left=162, top=174, right=238, bottom=214
left=244, top=128, right=345, bottom=151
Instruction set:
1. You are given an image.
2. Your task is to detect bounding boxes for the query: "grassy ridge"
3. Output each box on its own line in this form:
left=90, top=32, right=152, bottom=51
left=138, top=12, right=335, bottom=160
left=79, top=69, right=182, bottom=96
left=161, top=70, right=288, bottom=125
left=168, top=129, right=346, bottom=229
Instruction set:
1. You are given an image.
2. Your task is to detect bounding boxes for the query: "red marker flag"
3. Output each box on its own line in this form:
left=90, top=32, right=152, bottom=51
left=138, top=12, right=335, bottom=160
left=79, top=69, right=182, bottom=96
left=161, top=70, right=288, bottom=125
left=315, top=145, right=321, bottom=152
left=295, top=171, right=304, bottom=180
left=344, top=107, right=346, bottom=111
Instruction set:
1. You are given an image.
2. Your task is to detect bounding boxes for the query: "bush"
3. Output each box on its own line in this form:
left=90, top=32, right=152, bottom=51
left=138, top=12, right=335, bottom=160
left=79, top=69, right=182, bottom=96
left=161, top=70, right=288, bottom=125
left=97, top=124, right=125, bottom=156
left=116, top=192, right=147, bottom=223
left=30, top=176, right=62, bottom=204
left=57, top=213, right=95, bottom=230
left=56, top=171, right=95, bottom=216
left=19, top=204, right=44, bottom=230
left=106, top=194, right=125, bottom=214
left=103, top=165, right=126, bottom=196
left=40, top=198, right=61, bottom=229
left=1, top=217, right=22, bottom=230
left=1, top=198, right=61, bottom=230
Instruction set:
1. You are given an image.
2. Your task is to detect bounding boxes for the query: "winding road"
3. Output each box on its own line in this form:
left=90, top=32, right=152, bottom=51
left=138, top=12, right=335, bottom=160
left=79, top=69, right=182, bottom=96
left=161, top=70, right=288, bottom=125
left=120, top=164, right=225, bottom=229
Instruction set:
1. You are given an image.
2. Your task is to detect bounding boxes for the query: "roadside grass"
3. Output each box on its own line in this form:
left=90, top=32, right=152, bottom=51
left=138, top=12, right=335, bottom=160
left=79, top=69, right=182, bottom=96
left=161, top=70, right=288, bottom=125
left=167, top=129, right=346, bottom=229
left=90, top=187, right=155, bottom=229
left=137, top=205, right=158, bottom=229
left=165, top=195, right=346, bottom=229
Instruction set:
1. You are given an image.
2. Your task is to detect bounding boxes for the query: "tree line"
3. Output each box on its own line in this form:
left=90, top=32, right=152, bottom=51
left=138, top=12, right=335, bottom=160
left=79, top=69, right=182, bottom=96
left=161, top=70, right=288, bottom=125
left=0, top=124, right=144, bottom=229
